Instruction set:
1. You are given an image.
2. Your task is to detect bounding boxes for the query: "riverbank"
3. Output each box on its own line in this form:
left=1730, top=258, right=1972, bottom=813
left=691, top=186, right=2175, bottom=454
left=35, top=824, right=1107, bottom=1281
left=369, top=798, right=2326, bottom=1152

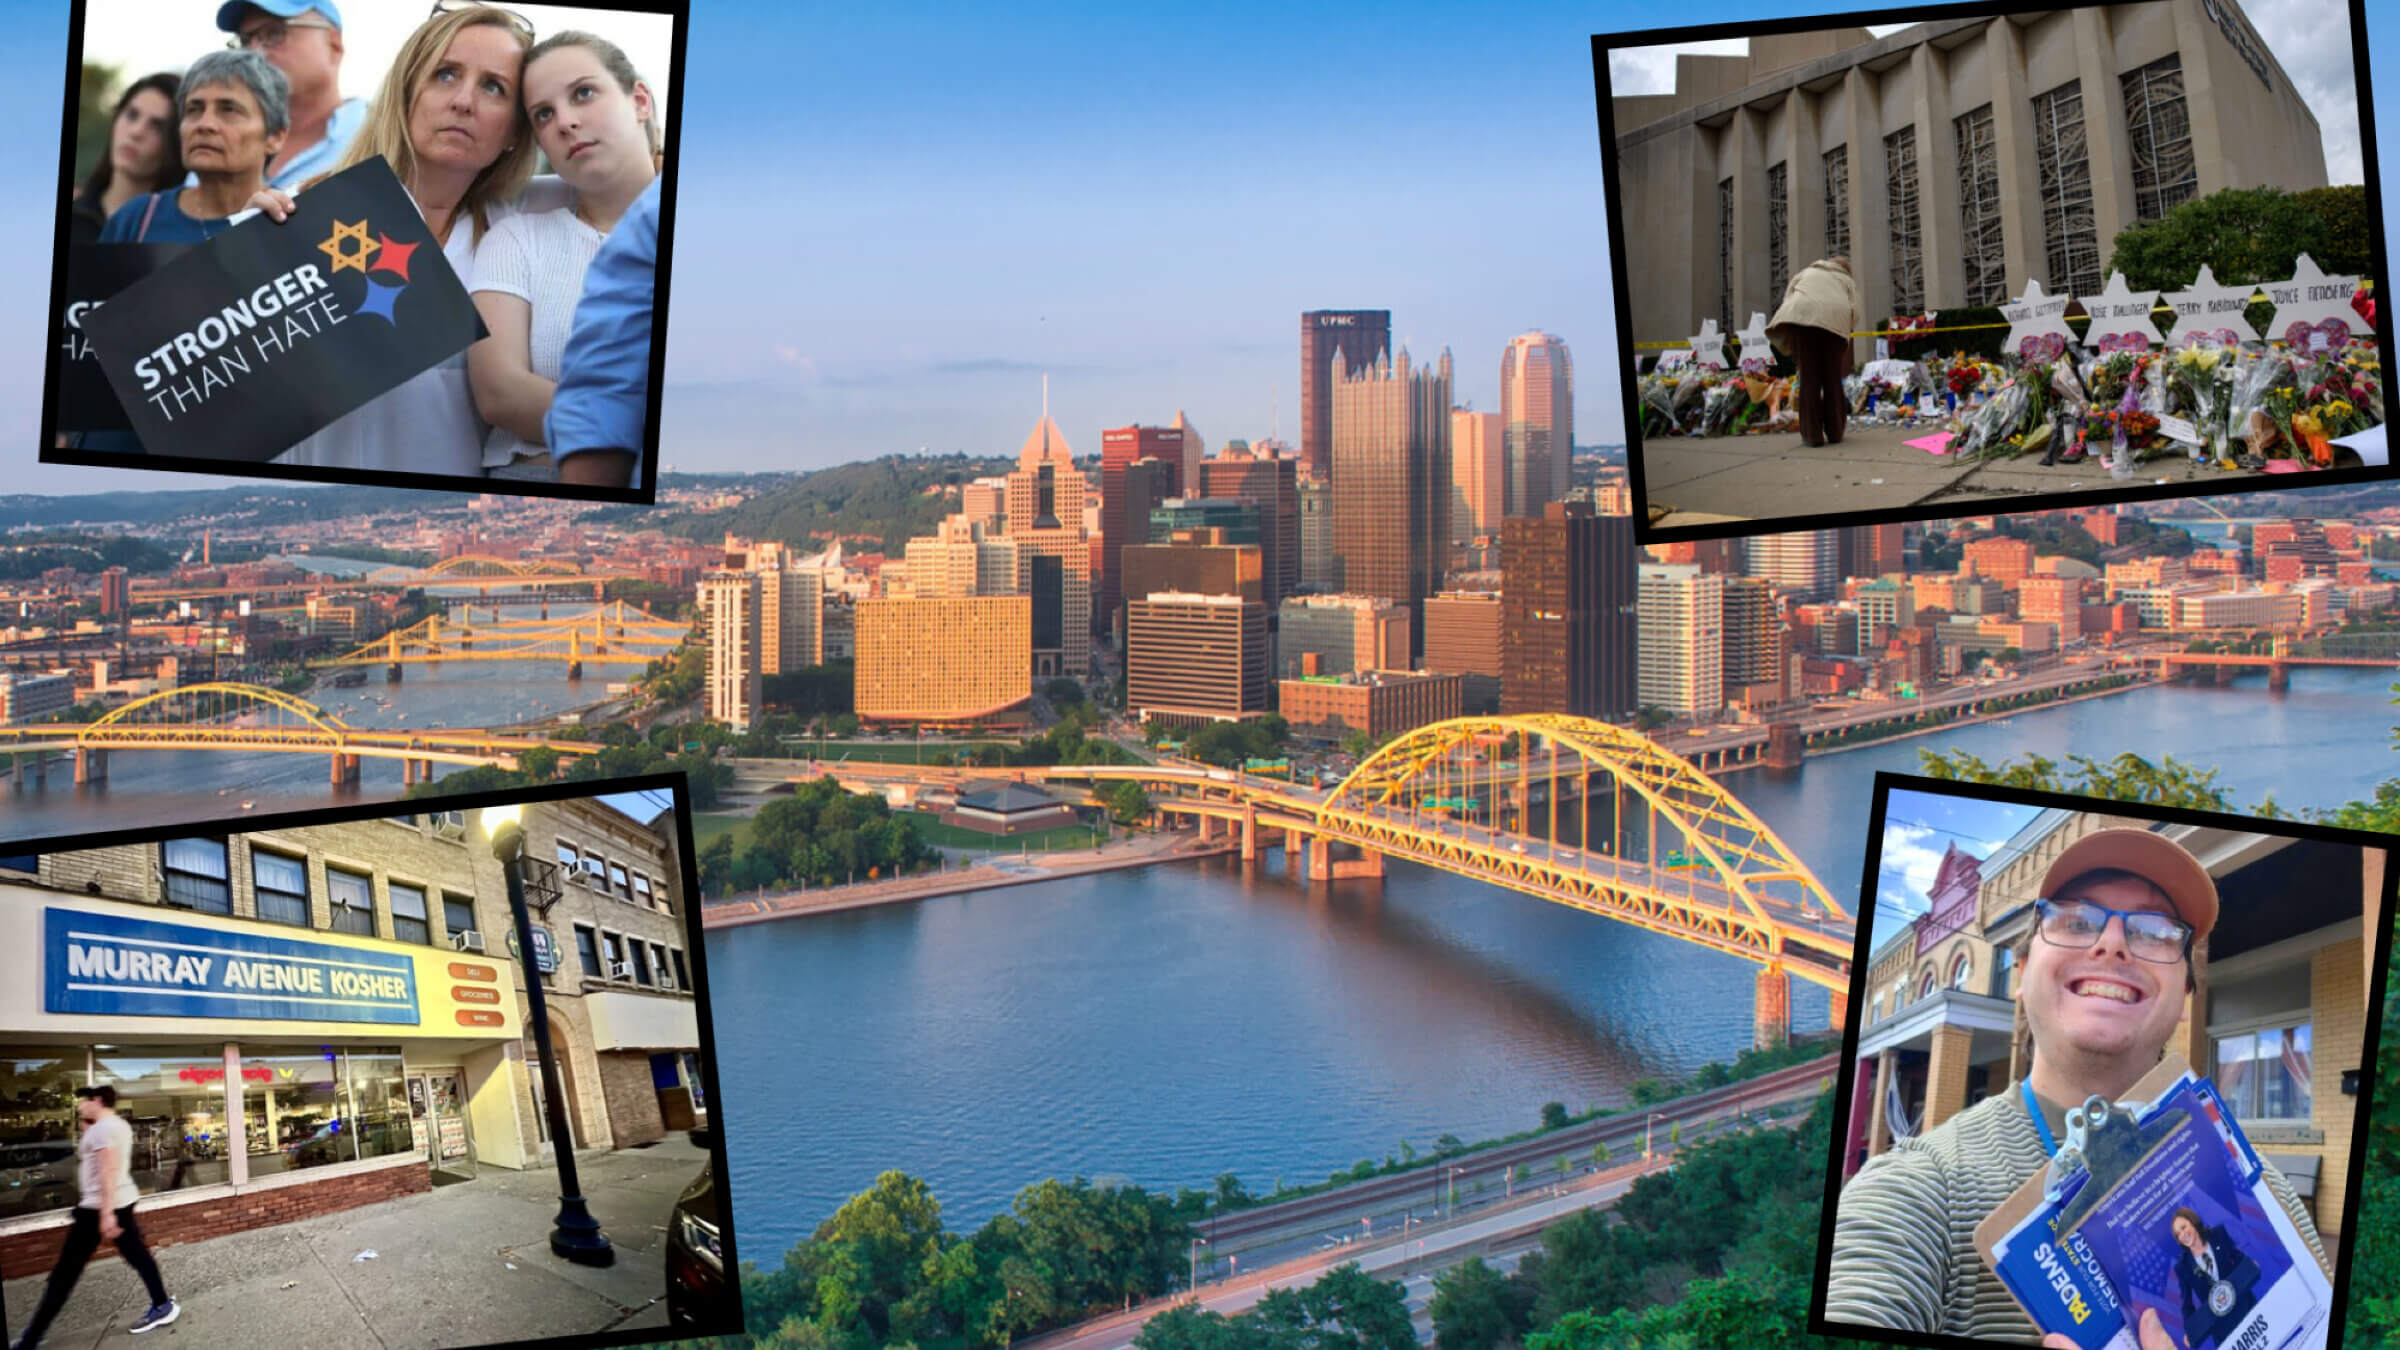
left=700, top=829, right=1238, bottom=928
left=1800, top=670, right=2159, bottom=760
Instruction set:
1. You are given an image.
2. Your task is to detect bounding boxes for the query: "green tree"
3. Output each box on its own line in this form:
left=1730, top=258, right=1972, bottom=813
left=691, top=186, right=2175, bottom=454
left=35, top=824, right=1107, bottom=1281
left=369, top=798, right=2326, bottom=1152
left=1539, top=1101, right=1570, bottom=1132
left=2109, top=185, right=2374, bottom=301
left=1106, top=780, right=1152, bottom=826
left=799, top=1171, right=947, bottom=1346
left=697, top=834, right=736, bottom=897
left=1916, top=748, right=2284, bottom=815
left=1045, top=676, right=1087, bottom=707
left=1134, top=1302, right=1255, bottom=1350
left=1250, top=1263, right=1416, bottom=1350
left=1429, top=1256, right=1534, bottom=1350
left=1340, top=727, right=1377, bottom=761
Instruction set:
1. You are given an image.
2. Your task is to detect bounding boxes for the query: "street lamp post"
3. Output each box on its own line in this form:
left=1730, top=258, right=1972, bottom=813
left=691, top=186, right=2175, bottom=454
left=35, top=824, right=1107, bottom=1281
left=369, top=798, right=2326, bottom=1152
left=1645, top=1112, right=1665, bottom=1160
left=484, top=803, right=615, bottom=1266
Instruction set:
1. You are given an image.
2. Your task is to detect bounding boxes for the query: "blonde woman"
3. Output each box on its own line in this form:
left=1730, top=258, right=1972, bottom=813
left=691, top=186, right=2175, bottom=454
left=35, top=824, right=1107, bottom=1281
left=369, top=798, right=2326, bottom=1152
left=250, top=3, right=565, bottom=475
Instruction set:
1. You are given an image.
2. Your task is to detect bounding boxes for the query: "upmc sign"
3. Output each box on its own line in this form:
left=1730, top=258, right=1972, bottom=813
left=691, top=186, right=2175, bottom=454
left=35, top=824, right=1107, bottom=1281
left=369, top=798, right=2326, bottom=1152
left=44, top=907, right=420, bottom=1025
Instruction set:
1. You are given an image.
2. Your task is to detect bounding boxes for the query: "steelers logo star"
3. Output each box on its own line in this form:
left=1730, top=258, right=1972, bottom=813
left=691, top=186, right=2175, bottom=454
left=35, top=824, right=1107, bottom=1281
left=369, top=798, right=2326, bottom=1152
left=318, top=218, right=381, bottom=274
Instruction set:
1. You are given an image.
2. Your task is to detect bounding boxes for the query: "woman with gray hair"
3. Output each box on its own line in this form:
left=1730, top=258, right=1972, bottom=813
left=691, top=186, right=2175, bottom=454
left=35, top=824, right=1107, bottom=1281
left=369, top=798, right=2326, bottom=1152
left=97, top=49, right=287, bottom=243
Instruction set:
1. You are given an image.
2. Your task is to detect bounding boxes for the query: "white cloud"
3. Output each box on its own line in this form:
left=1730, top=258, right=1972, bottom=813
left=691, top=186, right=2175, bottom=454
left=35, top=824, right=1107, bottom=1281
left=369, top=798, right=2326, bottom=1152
left=2246, top=0, right=2365, bottom=184
left=1876, top=821, right=1951, bottom=911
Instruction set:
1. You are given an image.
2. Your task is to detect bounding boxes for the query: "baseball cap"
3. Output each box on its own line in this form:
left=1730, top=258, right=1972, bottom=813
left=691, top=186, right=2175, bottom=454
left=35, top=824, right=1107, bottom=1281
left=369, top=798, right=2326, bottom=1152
left=2038, top=827, right=2219, bottom=940
left=217, top=1, right=344, bottom=34
left=75, top=1084, right=118, bottom=1107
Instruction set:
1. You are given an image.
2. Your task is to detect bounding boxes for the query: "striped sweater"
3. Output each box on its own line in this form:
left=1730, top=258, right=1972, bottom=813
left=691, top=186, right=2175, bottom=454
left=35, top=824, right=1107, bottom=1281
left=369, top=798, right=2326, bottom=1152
left=1826, top=1084, right=2329, bottom=1340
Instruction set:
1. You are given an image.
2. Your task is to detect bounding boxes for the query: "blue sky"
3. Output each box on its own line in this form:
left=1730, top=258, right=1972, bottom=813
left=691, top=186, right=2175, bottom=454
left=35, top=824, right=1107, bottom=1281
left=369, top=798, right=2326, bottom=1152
left=6, top=0, right=2396, bottom=493
left=1873, top=787, right=2043, bottom=932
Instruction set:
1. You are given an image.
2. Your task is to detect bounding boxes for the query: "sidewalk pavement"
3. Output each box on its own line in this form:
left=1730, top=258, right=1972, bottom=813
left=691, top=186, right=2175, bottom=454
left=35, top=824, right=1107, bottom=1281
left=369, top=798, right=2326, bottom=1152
left=1639, top=423, right=2292, bottom=527
left=4, top=1138, right=706, bottom=1350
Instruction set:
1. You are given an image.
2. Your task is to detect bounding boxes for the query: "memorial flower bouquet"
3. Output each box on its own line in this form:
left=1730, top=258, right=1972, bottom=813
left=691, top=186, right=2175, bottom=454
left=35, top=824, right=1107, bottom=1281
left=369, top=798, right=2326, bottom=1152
left=1639, top=374, right=1679, bottom=437
left=2084, top=351, right=2139, bottom=406
left=2261, top=384, right=2306, bottom=460
left=2169, top=344, right=2236, bottom=463
left=1701, top=382, right=1749, bottom=437
left=1669, top=371, right=1711, bottom=433
left=2227, top=350, right=2294, bottom=462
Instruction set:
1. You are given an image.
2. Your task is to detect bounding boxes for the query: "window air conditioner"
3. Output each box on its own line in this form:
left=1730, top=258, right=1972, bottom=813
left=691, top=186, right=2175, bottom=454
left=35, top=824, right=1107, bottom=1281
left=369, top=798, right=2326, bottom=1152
left=452, top=930, right=485, bottom=953
left=610, top=961, right=634, bottom=978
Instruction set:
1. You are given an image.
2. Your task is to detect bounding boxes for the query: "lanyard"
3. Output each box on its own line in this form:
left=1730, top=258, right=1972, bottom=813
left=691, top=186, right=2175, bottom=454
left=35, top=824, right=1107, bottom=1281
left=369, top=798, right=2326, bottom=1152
left=2021, top=1080, right=2060, bottom=1158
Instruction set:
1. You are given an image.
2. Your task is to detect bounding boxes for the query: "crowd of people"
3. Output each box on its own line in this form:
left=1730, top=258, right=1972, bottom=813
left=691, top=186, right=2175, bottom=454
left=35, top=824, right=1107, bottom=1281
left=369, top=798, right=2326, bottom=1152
left=66, top=0, right=660, bottom=488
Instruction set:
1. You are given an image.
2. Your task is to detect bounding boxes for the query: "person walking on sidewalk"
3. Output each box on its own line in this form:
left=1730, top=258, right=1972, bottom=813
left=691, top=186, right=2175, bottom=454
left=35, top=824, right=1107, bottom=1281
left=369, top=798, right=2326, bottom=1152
left=9, top=1086, right=180, bottom=1350
left=1768, top=256, right=1863, bottom=447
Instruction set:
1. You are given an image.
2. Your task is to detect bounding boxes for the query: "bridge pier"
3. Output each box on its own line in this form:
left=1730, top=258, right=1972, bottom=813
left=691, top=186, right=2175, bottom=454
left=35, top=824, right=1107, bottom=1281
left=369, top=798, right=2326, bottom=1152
left=1829, top=987, right=1849, bottom=1032
left=1763, top=721, right=1805, bottom=771
left=2268, top=663, right=2289, bottom=691
left=1308, top=835, right=1329, bottom=881
left=74, top=747, right=107, bottom=784
left=1328, top=849, right=1383, bottom=880
left=1753, top=964, right=1790, bottom=1050
left=386, top=662, right=403, bottom=682
left=330, top=753, right=361, bottom=786
left=1240, top=802, right=1257, bottom=863
left=403, top=759, right=419, bottom=787
left=567, top=660, right=583, bottom=681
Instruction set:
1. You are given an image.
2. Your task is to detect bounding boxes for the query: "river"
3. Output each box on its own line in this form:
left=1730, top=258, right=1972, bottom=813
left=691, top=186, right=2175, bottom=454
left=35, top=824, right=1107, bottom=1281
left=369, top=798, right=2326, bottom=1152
left=2, top=582, right=663, bottom=838
left=705, top=664, right=2400, bottom=1260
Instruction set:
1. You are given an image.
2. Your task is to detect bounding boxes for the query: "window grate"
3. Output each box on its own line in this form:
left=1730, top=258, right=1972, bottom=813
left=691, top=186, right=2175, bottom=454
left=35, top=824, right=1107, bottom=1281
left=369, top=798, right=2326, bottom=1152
left=1718, top=177, right=1735, bottom=334
left=1885, top=128, right=1922, bottom=314
left=1767, top=161, right=1789, bottom=302
left=1954, top=105, right=2005, bottom=306
left=1823, top=145, right=1850, bottom=263
left=2123, top=54, right=2198, bottom=222
left=2032, top=81, right=2101, bottom=299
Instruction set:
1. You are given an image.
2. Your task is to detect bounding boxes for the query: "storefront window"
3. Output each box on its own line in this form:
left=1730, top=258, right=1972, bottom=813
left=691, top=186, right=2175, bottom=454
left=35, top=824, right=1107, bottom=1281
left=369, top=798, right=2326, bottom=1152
left=244, top=1050, right=352, bottom=1175
left=93, top=1046, right=237, bottom=1195
left=576, top=925, right=601, bottom=977
left=328, top=867, right=376, bottom=937
left=163, top=838, right=232, bottom=914
left=252, top=850, right=310, bottom=927
left=0, top=1051, right=85, bottom=1219
left=681, top=1052, right=705, bottom=1110
left=343, top=1051, right=410, bottom=1163
left=390, top=883, right=431, bottom=945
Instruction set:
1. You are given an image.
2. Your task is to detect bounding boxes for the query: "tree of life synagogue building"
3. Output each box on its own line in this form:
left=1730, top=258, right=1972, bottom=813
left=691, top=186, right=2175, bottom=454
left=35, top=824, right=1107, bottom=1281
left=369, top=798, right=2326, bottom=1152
left=1611, top=0, right=2325, bottom=361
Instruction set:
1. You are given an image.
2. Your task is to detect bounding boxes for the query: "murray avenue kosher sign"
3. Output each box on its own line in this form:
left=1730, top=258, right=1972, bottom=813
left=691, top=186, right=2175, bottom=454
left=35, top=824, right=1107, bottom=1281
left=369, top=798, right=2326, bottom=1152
left=44, top=907, right=420, bottom=1024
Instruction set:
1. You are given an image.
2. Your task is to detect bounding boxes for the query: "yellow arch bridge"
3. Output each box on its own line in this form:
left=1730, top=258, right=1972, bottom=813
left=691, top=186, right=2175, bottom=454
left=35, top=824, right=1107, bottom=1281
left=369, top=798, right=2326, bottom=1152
left=0, top=683, right=605, bottom=787
left=317, top=600, right=691, bottom=678
left=816, top=715, right=1858, bottom=1047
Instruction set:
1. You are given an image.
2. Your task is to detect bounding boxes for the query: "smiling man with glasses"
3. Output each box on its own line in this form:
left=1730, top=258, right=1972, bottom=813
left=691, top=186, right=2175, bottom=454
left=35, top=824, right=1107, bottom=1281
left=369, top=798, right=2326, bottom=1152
left=1825, top=828, right=2328, bottom=1347
left=214, top=0, right=364, bottom=189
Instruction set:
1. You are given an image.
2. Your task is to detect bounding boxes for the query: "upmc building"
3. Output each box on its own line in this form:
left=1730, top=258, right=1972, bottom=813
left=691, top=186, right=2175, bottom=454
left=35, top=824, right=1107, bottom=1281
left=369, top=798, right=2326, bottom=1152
left=1609, top=0, right=2325, bottom=364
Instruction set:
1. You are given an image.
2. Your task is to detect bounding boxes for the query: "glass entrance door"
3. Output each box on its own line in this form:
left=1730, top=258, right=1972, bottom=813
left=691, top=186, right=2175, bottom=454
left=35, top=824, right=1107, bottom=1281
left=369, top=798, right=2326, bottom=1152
left=420, top=1071, right=476, bottom=1184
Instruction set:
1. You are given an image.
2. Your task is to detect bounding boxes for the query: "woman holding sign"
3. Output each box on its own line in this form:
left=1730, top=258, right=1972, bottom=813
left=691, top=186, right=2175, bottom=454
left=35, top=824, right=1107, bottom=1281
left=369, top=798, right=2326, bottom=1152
left=97, top=53, right=285, bottom=246
left=465, top=31, right=662, bottom=482
left=258, top=3, right=558, bottom=476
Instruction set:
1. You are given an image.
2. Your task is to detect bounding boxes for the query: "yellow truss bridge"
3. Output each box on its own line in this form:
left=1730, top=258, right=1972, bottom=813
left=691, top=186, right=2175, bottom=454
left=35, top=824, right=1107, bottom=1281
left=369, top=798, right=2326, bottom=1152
left=317, top=601, right=692, bottom=675
left=812, top=715, right=1858, bottom=1045
left=143, top=555, right=646, bottom=602
left=0, top=682, right=605, bottom=787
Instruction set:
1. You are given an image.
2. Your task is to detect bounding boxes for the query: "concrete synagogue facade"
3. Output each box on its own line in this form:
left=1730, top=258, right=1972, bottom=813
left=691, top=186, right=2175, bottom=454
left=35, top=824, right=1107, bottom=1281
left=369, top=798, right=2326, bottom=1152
left=1613, top=0, right=2327, bottom=361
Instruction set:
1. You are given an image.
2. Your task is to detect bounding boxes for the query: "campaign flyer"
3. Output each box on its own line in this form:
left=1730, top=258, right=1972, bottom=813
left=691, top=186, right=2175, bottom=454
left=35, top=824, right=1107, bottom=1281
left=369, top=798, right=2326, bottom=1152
left=2063, top=1085, right=2328, bottom=1350
left=1992, top=1166, right=2139, bottom=1350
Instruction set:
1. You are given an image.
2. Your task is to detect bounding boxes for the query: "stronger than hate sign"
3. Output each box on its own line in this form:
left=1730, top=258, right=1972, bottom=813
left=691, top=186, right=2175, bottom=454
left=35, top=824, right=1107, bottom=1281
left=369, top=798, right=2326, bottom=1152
left=79, top=156, right=485, bottom=463
left=44, top=906, right=420, bottom=1024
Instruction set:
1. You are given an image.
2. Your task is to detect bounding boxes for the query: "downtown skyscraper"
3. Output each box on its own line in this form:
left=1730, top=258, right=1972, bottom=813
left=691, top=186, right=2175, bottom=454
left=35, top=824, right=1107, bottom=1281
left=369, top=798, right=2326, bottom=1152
left=1500, top=500, right=1637, bottom=718
left=1746, top=529, right=1842, bottom=603
left=1500, top=331, right=1572, bottom=518
left=1300, top=309, right=1392, bottom=479
left=1330, top=346, right=1451, bottom=652
left=1100, top=424, right=1187, bottom=637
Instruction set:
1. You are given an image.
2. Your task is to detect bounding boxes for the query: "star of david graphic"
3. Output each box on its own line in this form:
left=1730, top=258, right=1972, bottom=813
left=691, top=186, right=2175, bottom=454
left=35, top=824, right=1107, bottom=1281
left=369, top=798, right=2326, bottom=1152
left=2000, top=279, right=2081, bottom=359
left=2076, top=272, right=2163, bottom=352
left=318, top=218, right=380, bottom=274
left=1688, top=317, right=1727, bottom=370
left=2161, top=264, right=2260, bottom=347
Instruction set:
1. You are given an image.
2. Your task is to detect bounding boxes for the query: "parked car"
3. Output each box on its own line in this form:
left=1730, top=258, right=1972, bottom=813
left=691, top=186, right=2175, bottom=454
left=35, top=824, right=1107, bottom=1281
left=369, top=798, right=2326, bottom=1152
left=666, top=1128, right=730, bottom=1330
left=0, top=1139, right=76, bottom=1218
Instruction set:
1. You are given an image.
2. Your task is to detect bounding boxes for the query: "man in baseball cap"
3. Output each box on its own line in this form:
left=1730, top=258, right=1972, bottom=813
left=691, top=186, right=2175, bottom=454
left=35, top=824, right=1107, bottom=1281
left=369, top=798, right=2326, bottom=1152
left=214, top=1, right=363, bottom=189
left=1823, top=826, right=2327, bottom=1347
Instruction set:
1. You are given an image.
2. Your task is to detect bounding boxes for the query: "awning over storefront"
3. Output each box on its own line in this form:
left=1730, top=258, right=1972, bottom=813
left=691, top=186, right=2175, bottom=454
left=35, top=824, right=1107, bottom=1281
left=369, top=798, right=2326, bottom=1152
left=584, top=990, right=698, bottom=1053
left=2, top=895, right=522, bottom=1044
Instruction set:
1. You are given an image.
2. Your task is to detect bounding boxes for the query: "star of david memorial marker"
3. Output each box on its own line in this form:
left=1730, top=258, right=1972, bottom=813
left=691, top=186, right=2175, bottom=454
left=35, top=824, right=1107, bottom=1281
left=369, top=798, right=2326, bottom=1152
left=80, top=156, right=487, bottom=462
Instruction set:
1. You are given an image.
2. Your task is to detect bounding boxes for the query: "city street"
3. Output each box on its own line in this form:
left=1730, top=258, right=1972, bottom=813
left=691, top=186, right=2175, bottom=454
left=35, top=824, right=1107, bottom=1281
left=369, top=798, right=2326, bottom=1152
left=1639, top=422, right=2283, bottom=528
left=2, top=1139, right=711, bottom=1350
